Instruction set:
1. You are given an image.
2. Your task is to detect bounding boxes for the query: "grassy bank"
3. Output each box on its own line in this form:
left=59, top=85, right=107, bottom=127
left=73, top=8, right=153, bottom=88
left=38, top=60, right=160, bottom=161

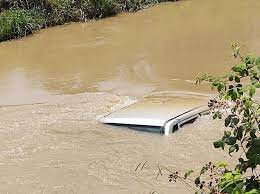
left=0, top=0, right=178, bottom=42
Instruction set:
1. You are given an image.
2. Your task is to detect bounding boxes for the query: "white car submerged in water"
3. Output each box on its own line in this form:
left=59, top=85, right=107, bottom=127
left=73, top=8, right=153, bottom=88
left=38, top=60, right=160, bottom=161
left=99, top=93, right=211, bottom=135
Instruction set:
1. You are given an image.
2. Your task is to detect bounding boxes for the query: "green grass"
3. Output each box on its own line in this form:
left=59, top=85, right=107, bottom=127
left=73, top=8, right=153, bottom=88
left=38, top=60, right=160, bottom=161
left=0, top=0, right=178, bottom=41
left=0, top=9, right=46, bottom=41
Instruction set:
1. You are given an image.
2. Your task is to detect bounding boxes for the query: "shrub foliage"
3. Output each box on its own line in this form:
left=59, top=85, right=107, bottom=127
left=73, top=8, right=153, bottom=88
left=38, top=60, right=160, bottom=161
left=0, top=9, right=46, bottom=41
left=163, top=45, right=260, bottom=193
left=0, top=0, right=178, bottom=41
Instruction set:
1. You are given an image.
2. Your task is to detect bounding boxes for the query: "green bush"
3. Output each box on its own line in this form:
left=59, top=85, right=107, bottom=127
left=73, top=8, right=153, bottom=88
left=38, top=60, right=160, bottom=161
left=89, top=0, right=117, bottom=18
left=0, top=0, right=179, bottom=41
left=117, top=0, right=159, bottom=12
left=0, top=0, right=50, bottom=10
left=46, top=0, right=74, bottom=25
left=0, top=9, right=46, bottom=41
left=194, top=45, right=260, bottom=193
left=162, top=45, right=260, bottom=194
left=46, top=0, right=117, bottom=24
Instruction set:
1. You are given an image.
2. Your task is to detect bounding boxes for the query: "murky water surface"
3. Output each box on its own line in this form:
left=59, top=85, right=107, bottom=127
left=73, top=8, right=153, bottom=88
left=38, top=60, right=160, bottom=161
left=0, top=0, right=260, bottom=193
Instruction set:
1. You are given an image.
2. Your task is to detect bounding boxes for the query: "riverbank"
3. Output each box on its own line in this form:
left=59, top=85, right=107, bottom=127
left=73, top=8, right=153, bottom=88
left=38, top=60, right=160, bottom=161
left=0, top=0, right=178, bottom=42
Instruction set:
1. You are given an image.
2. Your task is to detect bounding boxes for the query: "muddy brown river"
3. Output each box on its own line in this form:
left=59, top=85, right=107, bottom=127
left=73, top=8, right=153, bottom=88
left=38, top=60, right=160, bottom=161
left=1, top=0, right=260, bottom=193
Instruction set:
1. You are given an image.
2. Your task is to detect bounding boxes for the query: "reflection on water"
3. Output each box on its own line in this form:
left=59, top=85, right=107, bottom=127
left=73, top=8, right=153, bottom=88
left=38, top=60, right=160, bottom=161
left=0, top=0, right=260, bottom=193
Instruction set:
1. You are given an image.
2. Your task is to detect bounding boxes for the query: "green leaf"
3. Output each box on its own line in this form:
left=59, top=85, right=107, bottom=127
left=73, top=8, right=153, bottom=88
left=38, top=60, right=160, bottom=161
left=224, top=131, right=231, bottom=138
left=236, top=126, right=243, bottom=140
left=231, top=117, right=239, bottom=126
left=250, top=129, right=257, bottom=139
left=245, top=55, right=256, bottom=65
left=217, top=83, right=224, bottom=92
left=249, top=85, right=256, bottom=97
left=229, top=145, right=236, bottom=154
left=246, top=145, right=260, bottom=164
left=213, top=113, right=218, bottom=119
left=200, top=166, right=207, bottom=175
left=252, top=138, right=260, bottom=147
left=245, top=189, right=260, bottom=194
left=232, top=63, right=246, bottom=72
left=225, top=137, right=237, bottom=145
left=213, top=111, right=221, bottom=120
left=194, top=177, right=200, bottom=185
left=225, top=115, right=232, bottom=127
left=184, top=170, right=194, bottom=179
left=236, top=182, right=244, bottom=189
left=229, top=144, right=239, bottom=155
left=245, top=99, right=253, bottom=108
left=255, top=57, right=260, bottom=65
left=254, top=82, right=260, bottom=88
left=235, top=76, right=240, bottom=83
left=215, top=161, right=228, bottom=168
left=231, top=91, right=238, bottom=101
left=214, top=140, right=225, bottom=149
left=222, top=172, right=233, bottom=180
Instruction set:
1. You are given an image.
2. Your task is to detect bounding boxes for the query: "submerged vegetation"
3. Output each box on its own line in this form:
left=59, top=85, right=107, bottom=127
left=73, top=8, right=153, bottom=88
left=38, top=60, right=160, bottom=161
left=0, top=0, right=178, bottom=41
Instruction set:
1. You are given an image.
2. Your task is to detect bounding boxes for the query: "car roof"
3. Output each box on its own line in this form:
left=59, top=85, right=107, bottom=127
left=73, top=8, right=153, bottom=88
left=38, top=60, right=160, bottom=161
left=99, top=94, right=210, bottom=127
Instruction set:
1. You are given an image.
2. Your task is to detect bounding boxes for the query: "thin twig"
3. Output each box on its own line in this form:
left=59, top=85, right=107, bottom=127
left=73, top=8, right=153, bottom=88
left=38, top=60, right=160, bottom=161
left=160, top=167, right=198, bottom=192
left=141, top=161, right=147, bottom=171
left=135, top=162, right=141, bottom=171
left=156, top=165, right=163, bottom=179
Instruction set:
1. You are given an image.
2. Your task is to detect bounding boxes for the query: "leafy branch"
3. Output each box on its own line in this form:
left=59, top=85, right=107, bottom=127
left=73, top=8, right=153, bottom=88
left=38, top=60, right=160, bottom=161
left=169, top=45, right=260, bottom=194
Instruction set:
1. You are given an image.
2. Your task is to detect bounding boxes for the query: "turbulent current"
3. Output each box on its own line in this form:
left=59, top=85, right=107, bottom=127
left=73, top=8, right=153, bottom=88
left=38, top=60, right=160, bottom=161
left=0, top=0, right=260, bottom=193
